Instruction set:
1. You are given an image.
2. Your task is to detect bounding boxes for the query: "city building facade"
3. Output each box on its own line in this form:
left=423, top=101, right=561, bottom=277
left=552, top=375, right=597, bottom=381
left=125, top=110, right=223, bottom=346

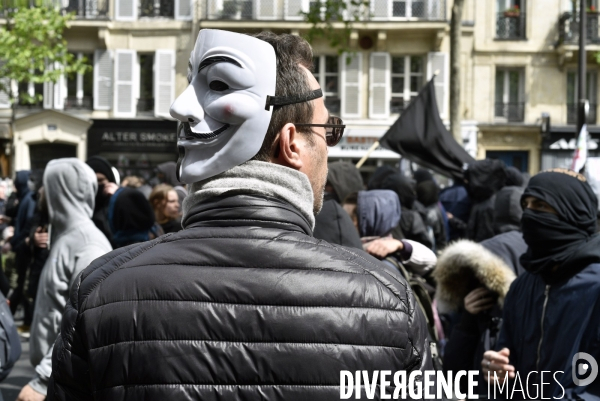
left=0, top=0, right=595, bottom=179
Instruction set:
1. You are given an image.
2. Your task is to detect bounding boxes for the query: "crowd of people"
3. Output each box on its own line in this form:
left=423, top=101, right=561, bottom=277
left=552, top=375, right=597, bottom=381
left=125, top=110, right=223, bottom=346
left=0, top=29, right=596, bottom=401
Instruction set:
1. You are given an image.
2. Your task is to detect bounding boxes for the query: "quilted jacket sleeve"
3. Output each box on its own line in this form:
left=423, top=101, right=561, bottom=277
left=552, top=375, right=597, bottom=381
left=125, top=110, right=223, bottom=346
left=46, top=271, right=93, bottom=401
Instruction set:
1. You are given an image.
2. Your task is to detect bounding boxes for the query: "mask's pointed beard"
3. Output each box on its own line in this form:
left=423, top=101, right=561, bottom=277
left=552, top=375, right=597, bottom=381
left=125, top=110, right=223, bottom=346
left=180, top=122, right=230, bottom=140
left=176, top=145, right=185, bottom=183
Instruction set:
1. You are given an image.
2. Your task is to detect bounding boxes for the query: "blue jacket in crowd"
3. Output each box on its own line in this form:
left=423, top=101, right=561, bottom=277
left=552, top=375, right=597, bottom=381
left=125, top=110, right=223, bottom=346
left=497, top=262, right=600, bottom=400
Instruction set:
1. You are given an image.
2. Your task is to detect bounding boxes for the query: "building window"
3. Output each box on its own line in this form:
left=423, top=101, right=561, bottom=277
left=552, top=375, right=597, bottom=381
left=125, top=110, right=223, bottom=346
left=567, top=71, right=597, bottom=124
left=392, top=0, right=425, bottom=18
left=495, top=68, right=525, bottom=122
left=139, top=0, right=175, bottom=17
left=66, top=53, right=93, bottom=110
left=390, top=55, right=423, bottom=114
left=17, top=79, right=43, bottom=108
left=138, top=53, right=154, bottom=115
left=496, top=0, right=526, bottom=40
left=313, top=55, right=340, bottom=114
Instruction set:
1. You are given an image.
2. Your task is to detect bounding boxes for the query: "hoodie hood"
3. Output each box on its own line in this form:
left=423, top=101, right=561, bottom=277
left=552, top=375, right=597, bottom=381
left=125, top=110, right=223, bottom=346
left=86, top=156, right=116, bottom=183
left=433, top=239, right=517, bottom=313
left=156, top=161, right=180, bottom=187
left=14, top=170, right=31, bottom=201
left=465, top=159, right=507, bottom=202
left=357, top=190, right=401, bottom=237
left=493, top=185, right=524, bottom=234
left=28, top=169, right=44, bottom=194
left=327, top=161, right=364, bottom=203
left=43, top=158, right=97, bottom=235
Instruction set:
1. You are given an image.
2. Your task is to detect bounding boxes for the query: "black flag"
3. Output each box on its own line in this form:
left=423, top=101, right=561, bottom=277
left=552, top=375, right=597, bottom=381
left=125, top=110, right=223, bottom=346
left=379, top=77, right=475, bottom=181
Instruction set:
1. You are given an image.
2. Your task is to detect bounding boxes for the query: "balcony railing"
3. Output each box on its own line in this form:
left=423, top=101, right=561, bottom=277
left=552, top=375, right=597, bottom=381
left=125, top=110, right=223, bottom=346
left=496, top=11, right=526, bottom=39
left=139, top=0, right=174, bottom=18
left=65, top=96, right=93, bottom=110
left=137, top=97, right=154, bottom=113
left=205, top=0, right=446, bottom=21
left=567, top=103, right=598, bottom=125
left=495, top=102, right=525, bottom=122
left=0, top=0, right=109, bottom=19
left=558, top=12, right=600, bottom=45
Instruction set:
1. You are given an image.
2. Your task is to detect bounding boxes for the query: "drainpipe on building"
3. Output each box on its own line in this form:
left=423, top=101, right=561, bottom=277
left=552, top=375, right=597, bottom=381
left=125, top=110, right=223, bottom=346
left=577, top=0, right=588, bottom=138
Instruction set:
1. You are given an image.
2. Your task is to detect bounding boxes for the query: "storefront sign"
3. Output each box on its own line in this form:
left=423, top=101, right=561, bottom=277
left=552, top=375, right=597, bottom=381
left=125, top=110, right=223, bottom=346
left=88, top=119, right=178, bottom=154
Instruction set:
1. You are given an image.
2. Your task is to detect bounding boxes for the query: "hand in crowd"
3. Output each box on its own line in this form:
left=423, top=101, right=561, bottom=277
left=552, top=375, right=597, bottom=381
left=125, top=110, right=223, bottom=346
left=16, top=384, right=45, bottom=401
left=464, top=287, right=496, bottom=315
left=33, top=227, right=49, bottom=249
left=103, top=182, right=119, bottom=196
left=1, top=242, right=11, bottom=255
left=365, top=238, right=403, bottom=259
left=482, top=348, right=515, bottom=382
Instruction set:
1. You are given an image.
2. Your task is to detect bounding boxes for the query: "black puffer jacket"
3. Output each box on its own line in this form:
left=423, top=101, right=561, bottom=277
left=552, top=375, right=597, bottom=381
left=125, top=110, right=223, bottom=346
left=49, top=194, right=434, bottom=401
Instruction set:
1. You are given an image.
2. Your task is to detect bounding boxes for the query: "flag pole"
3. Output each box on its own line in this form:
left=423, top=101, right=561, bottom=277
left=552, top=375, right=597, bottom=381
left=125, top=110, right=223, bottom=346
left=356, top=141, right=380, bottom=169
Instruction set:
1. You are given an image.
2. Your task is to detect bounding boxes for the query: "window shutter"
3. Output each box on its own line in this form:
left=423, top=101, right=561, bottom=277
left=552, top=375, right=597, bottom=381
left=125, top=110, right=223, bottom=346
left=175, top=0, right=192, bottom=20
left=114, top=50, right=137, bottom=118
left=53, top=62, right=65, bottom=110
left=371, top=0, right=390, bottom=19
left=0, top=61, right=9, bottom=108
left=115, top=0, right=137, bottom=21
left=43, top=63, right=54, bottom=109
left=0, top=79, right=8, bottom=108
left=285, top=0, right=307, bottom=19
left=94, top=50, right=113, bottom=110
left=341, top=52, right=362, bottom=119
left=256, top=0, right=277, bottom=19
left=427, top=52, right=448, bottom=118
left=369, top=52, right=390, bottom=119
left=154, top=50, right=175, bottom=118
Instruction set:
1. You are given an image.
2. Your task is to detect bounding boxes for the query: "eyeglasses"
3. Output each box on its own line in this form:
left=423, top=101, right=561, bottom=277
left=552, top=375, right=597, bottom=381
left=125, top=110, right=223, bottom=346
left=295, top=116, right=345, bottom=147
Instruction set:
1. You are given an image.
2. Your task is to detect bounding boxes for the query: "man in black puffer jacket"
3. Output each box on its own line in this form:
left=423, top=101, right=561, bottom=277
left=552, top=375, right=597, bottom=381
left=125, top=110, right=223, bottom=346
left=48, top=31, right=435, bottom=401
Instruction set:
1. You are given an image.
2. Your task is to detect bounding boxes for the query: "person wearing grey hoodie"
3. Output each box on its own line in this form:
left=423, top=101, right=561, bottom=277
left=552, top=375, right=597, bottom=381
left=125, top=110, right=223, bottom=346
left=17, top=159, right=112, bottom=401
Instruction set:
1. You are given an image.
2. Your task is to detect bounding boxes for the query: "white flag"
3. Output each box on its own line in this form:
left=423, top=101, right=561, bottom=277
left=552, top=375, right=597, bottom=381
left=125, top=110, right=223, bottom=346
left=572, top=124, right=588, bottom=172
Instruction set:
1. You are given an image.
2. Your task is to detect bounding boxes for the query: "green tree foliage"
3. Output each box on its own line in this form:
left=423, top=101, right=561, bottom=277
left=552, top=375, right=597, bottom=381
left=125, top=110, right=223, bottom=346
left=301, top=0, right=369, bottom=56
left=0, top=5, right=90, bottom=105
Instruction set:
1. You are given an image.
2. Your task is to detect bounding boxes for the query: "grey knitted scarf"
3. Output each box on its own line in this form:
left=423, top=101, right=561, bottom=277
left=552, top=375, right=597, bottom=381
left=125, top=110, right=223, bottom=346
left=182, top=160, right=316, bottom=229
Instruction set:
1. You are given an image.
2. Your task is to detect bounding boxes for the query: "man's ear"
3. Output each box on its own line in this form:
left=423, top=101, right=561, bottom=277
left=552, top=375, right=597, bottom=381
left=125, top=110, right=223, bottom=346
left=273, top=123, right=304, bottom=170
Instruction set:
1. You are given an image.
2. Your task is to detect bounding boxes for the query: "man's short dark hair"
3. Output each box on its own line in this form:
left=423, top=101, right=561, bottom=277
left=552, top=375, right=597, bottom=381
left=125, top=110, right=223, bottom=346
left=251, top=31, right=315, bottom=161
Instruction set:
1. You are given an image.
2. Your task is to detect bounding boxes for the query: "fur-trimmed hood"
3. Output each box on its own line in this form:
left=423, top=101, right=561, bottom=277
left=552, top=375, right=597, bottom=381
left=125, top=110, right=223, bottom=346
left=433, top=240, right=517, bottom=313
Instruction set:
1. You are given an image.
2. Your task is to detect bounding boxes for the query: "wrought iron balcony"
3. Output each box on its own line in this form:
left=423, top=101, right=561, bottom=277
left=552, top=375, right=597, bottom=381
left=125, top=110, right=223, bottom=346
left=567, top=103, right=598, bottom=125
left=204, top=0, right=446, bottom=21
left=0, top=0, right=109, bottom=18
left=494, top=102, right=525, bottom=122
left=65, top=96, right=93, bottom=110
left=558, top=12, right=600, bottom=45
left=139, top=0, right=174, bottom=18
left=496, top=11, right=526, bottom=40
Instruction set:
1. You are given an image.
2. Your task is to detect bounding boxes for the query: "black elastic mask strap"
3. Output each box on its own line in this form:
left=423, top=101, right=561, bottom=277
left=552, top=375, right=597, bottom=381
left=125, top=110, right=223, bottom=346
left=265, top=88, right=323, bottom=111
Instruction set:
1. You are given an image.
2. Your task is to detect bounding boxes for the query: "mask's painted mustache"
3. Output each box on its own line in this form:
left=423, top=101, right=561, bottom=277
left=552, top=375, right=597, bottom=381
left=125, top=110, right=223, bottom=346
left=179, top=122, right=230, bottom=140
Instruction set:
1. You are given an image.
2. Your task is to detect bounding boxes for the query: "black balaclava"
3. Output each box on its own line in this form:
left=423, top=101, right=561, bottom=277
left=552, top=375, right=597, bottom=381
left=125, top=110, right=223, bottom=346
left=381, top=173, right=416, bottom=210
left=413, top=168, right=434, bottom=185
left=465, top=159, right=507, bottom=202
left=520, top=169, right=600, bottom=284
left=416, top=180, right=440, bottom=208
left=367, top=165, right=397, bottom=190
left=86, top=156, right=116, bottom=210
left=327, top=161, right=364, bottom=203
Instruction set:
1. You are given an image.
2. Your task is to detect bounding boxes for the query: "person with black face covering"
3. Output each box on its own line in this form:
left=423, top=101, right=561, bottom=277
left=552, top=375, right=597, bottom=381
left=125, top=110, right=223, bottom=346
left=86, top=156, right=119, bottom=245
left=481, top=169, right=600, bottom=399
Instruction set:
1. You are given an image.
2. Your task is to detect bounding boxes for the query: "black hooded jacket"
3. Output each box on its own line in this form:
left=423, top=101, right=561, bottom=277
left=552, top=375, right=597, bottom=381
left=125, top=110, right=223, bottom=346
left=381, top=174, right=432, bottom=248
left=49, top=194, right=435, bottom=400
left=465, top=160, right=507, bottom=242
left=313, top=194, right=362, bottom=249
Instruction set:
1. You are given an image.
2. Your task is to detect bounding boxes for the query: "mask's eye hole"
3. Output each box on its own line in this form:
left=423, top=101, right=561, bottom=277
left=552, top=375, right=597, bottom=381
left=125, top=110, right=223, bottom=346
left=209, top=80, right=229, bottom=91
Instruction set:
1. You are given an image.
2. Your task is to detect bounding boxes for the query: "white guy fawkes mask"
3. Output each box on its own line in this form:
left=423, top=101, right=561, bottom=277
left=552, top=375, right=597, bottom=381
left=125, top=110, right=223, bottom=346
left=169, top=29, right=277, bottom=184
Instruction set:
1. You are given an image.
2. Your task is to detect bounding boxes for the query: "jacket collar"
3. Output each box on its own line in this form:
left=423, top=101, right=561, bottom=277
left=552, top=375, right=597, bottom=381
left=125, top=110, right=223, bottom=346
left=182, top=194, right=313, bottom=236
